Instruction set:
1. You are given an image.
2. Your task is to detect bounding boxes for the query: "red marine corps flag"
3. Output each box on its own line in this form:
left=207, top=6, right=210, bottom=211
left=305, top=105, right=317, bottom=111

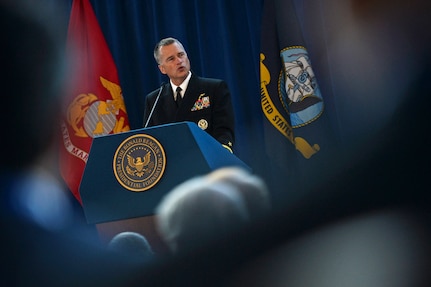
left=60, top=0, right=130, bottom=204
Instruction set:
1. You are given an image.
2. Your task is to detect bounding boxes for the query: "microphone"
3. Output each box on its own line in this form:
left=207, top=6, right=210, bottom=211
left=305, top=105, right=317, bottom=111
left=144, top=82, right=165, bottom=128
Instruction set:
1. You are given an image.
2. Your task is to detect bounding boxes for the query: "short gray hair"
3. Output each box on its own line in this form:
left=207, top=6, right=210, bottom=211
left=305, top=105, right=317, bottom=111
left=153, top=37, right=185, bottom=64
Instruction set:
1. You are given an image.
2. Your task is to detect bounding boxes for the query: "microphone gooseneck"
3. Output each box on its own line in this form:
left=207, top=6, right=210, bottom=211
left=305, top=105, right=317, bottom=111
left=144, top=83, right=164, bottom=128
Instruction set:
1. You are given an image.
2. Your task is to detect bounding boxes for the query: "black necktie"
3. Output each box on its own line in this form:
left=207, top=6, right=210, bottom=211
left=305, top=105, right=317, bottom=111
left=176, top=87, right=182, bottom=107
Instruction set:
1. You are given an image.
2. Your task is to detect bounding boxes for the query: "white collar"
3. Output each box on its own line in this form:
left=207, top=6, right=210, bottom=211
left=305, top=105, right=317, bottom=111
left=170, top=71, right=192, bottom=97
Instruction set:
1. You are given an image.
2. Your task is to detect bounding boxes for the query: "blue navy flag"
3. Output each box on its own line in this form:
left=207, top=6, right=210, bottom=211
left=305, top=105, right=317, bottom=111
left=260, top=0, right=335, bottom=194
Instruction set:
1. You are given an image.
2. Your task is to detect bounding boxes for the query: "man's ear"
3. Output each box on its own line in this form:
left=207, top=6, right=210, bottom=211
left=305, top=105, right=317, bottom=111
left=158, top=64, right=167, bottom=75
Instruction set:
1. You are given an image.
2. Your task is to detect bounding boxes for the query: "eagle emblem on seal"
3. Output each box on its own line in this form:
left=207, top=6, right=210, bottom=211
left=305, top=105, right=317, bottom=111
left=126, top=152, right=153, bottom=177
left=113, top=134, right=166, bottom=192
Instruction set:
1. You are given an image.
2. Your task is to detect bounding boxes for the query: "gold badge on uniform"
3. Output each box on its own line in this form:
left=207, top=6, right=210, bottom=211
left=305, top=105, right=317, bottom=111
left=113, top=134, right=166, bottom=192
left=198, top=119, right=208, bottom=130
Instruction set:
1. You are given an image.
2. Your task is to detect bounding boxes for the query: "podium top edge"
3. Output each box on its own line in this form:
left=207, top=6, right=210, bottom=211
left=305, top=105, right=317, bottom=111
left=93, top=121, right=196, bottom=139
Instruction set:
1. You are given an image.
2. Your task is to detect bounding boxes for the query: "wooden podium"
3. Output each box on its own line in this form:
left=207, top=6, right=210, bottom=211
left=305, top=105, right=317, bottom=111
left=79, top=121, right=249, bottom=254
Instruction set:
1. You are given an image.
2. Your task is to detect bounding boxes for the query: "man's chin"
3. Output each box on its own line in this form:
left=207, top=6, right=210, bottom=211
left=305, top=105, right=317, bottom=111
left=177, top=67, right=188, bottom=74
left=175, top=70, right=189, bottom=80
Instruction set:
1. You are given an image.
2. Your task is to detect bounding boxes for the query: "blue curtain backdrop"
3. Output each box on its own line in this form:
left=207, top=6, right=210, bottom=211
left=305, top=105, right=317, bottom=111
left=57, top=0, right=271, bottom=186
left=50, top=0, right=349, bottom=206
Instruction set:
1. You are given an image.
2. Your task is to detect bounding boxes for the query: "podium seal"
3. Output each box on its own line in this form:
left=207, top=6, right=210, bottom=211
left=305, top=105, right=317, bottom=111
left=113, top=134, right=166, bottom=192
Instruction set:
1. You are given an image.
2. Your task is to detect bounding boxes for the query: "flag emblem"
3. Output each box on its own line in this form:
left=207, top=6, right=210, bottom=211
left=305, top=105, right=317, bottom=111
left=260, top=52, right=320, bottom=159
left=66, top=76, right=129, bottom=140
left=280, top=46, right=323, bottom=128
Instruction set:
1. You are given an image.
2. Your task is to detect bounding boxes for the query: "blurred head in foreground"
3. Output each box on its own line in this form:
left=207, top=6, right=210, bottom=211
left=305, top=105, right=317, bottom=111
left=156, top=175, right=249, bottom=253
left=0, top=1, right=65, bottom=172
left=156, top=167, right=269, bottom=253
left=206, top=167, right=271, bottom=220
left=108, top=231, right=154, bottom=262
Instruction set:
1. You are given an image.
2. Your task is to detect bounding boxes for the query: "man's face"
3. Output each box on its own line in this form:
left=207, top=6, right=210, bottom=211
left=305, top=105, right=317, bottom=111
left=158, top=42, right=191, bottom=86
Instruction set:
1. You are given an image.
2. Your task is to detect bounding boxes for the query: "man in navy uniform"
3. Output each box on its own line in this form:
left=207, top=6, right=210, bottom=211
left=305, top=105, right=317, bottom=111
left=143, top=37, right=235, bottom=153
